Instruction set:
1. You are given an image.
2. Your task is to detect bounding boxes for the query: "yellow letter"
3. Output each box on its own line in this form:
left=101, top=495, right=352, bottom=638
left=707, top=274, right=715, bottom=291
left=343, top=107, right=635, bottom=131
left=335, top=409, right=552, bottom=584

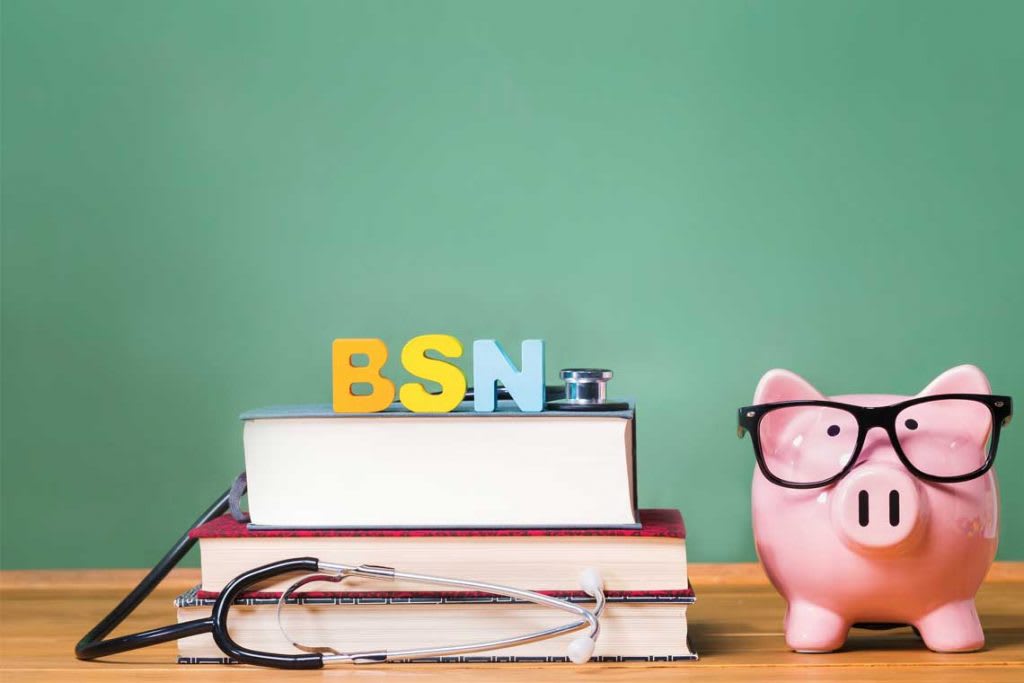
left=332, top=338, right=395, bottom=413
left=399, top=334, right=466, bottom=413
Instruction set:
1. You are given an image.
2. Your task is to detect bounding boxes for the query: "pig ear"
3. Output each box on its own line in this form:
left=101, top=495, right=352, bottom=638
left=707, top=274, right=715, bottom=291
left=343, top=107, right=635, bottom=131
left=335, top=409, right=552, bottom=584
left=754, top=369, right=825, bottom=404
left=918, top=365, right=991, bottom=397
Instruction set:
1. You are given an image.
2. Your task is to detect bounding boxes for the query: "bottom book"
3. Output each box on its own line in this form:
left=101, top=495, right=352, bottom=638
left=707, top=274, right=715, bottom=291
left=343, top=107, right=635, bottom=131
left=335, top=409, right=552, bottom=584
left=175, top=587, right=697, bottom=663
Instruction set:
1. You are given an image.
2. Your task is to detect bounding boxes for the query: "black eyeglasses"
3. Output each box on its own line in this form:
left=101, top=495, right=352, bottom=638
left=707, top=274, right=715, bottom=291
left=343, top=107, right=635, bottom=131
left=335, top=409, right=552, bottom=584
left=737, top=394, right=1012, bottom=489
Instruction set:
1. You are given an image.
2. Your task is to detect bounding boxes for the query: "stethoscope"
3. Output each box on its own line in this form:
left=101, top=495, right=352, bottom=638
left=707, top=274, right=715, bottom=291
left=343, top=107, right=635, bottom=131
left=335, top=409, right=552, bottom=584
left=76, top=371, right=623, bottom=668
left=274, top=561, right=605, bottom=665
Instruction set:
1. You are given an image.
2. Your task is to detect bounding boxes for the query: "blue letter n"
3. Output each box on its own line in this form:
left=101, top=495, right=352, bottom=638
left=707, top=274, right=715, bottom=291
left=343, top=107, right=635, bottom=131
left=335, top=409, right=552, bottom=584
left=472, top=339, right=545, bottom=413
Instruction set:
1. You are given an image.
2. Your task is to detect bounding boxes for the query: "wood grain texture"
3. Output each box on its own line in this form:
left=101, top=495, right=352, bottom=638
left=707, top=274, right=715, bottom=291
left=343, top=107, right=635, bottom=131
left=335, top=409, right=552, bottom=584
left=2, top=563, right=1022, bottom=682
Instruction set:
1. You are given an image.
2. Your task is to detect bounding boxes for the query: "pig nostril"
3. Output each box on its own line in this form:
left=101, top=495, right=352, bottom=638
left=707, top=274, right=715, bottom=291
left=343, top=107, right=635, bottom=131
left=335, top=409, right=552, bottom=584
left=889, top=490, right=900, bottom=527
left=858, top=490, right=869, bottom=527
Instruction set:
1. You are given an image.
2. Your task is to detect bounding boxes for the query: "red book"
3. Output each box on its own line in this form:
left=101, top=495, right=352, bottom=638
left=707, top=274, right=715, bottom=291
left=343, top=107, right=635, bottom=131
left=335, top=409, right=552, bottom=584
left=191, top=508, right=688, bottom=596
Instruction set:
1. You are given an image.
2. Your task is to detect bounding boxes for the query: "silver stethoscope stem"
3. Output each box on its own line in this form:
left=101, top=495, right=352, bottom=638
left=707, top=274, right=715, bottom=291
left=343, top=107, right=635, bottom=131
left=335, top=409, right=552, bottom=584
left=277, top=562, right=606, bottom=664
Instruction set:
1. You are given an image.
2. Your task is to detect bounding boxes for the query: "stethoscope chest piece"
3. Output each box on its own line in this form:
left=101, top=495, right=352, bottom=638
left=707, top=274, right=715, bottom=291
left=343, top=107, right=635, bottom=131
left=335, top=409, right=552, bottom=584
left=546, top=368, right=629, bottom=412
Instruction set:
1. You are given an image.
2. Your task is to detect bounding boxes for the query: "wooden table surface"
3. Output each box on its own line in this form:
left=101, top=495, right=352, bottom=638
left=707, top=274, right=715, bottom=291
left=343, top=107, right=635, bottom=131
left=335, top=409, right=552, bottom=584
left=2, top=563, right=1022, bottom=682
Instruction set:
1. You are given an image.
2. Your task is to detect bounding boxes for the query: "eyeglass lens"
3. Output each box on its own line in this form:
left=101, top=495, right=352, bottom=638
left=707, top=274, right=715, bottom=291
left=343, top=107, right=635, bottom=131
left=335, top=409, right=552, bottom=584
left=894, top=399, right=992, bottom=478
left=758, top=406, right=859, bottom=485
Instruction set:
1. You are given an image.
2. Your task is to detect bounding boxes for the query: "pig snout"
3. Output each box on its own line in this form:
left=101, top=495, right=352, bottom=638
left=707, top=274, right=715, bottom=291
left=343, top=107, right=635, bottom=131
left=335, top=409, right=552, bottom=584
left=830, top=465, right=923, bottom=551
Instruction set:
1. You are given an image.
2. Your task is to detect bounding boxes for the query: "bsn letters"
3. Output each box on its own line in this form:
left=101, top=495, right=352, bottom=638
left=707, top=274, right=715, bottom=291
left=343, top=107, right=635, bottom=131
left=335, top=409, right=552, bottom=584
left=333, top=336, right=545, bottom=414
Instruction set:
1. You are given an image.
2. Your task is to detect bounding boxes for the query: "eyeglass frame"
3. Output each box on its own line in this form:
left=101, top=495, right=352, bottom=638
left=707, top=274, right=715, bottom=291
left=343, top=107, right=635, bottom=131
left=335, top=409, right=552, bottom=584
left=737, top=393, right=1013, bottom=489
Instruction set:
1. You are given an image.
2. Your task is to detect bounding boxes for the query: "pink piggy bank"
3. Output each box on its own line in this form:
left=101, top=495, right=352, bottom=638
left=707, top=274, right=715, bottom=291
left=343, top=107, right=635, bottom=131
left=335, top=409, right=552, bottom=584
left=740, top=365, right=1012, bottom=653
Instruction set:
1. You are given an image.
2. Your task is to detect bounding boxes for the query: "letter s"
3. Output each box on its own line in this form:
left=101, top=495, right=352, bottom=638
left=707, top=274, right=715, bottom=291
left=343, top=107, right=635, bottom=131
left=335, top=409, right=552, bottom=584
left=399, top=334, right=466, bottom=413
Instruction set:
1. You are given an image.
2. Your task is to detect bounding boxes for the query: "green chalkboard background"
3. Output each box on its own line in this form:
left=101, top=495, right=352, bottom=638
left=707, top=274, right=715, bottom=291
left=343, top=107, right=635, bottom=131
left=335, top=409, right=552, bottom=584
left=3, top=0, right=1023, bottom=569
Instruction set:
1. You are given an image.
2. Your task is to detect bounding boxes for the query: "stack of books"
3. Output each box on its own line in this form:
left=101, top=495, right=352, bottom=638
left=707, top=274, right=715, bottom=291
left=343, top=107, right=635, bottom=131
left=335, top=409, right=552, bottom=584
left=176, top=401, right=696, bottom=663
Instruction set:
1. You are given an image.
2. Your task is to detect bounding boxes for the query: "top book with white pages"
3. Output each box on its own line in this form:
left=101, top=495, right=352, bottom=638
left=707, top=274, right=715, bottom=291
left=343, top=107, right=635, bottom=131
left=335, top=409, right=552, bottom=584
left=241, top=400, right=637, bottom=529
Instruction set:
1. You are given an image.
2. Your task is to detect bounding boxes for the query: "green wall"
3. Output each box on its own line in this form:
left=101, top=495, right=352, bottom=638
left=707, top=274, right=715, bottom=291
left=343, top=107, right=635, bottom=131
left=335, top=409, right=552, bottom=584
left=2, top=0, right=1023, bottom=569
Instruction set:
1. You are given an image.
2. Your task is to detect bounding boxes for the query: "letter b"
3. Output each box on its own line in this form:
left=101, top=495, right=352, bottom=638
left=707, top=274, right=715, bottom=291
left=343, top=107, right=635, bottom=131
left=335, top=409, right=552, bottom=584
left=332, top=338, right=395, bottom=413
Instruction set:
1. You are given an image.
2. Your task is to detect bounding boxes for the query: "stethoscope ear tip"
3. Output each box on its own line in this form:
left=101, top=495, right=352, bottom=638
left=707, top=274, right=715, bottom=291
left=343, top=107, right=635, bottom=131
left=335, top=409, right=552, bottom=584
left=578, top=567, right=604, bottom=597
left=567, top=636, right=596, bottom=664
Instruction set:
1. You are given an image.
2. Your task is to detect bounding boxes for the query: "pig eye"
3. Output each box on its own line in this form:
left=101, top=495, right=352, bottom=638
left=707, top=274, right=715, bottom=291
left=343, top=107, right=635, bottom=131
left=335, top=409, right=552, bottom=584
left=905, top=418, right=919, bottom=431
left=826, top=424, right=841, bottom=437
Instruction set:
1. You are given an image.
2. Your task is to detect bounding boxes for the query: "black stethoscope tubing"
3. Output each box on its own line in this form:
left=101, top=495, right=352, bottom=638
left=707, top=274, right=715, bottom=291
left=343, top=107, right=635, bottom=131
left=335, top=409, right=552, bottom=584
left=75, top=487, right=332, bottom=668
left=75, top=385, right=621, bottom=668
left=75, top=488, right=231, bottom=663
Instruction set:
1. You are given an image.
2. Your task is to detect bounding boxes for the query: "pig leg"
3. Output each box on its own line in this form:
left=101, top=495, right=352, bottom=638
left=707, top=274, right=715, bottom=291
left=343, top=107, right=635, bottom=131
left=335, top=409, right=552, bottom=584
left=785, top=601, right=849, bottom=652
left=914, top=599, right=984, bottom=652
